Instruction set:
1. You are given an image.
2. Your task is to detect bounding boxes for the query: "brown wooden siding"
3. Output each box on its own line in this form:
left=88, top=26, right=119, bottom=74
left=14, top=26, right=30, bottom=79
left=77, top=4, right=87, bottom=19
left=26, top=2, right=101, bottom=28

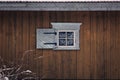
left=0, top=11, right=120, bottom=79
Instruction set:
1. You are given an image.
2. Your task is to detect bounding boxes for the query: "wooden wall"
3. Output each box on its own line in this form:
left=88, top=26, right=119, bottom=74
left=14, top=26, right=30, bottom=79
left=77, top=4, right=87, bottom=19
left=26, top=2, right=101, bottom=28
left=0, top=11, right=120, bottom=79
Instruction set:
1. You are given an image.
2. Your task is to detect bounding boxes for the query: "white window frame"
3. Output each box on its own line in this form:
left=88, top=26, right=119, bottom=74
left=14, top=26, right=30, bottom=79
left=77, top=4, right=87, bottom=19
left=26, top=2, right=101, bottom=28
left=57, top=30, right=76, bottom=48
left=51, top=22, right=82, bottom=50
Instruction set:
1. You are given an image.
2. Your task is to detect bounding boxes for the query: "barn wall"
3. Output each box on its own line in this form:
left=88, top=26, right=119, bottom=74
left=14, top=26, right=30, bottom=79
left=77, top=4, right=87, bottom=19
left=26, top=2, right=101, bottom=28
left=0, top=11, right=120, bottom=79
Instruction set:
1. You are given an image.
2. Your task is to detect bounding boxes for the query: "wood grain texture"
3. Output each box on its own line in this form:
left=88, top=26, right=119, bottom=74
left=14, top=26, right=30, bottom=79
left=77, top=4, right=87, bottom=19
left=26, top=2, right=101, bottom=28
left=0, top=11, right=120, bottom=79
left=104, top=11, right=111, bottom=79
left=35, top=12, right=43, bottom=77
left=0, top=12, right=3, bottom=62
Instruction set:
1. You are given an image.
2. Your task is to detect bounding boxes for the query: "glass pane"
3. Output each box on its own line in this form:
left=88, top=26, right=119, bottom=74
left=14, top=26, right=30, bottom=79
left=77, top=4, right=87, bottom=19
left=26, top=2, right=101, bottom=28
left=67, top=32, right=74, bottom=38
left=59, top=39, right=66, bottom=46
left=59, top=32, right=66, bottom=38
left=67, top=39, right=74, bottom=46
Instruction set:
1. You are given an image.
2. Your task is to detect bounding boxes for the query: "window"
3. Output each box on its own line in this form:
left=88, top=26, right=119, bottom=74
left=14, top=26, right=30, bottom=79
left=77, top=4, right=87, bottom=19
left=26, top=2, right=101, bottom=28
left=52, top=22, right=82, bottom=50
left=36, top=22, right=82, bottom=50
left=58, top=31, right=75, bottom=47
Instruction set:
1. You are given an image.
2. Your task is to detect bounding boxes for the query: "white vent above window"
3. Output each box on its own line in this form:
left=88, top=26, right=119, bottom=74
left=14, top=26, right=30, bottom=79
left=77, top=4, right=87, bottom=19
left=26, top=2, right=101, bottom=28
left=36, top=22, right=82, bottom=50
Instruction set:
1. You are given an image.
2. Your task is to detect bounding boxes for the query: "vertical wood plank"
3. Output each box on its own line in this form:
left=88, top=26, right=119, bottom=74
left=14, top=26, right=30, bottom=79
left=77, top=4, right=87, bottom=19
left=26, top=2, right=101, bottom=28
left=115, top=11, right=120, bottom=79
left=104, top=11, right=111, bottom=79
left=2, top=12, right=9, bottom=65
left=96, top=12, right=105, bottom=79
left=29, top=12, right=37, bottom=73
left=77, top=11, right=84, bottom=79
left=103, top=11, right=107, bottom=79
left=12, top=12, right=17, bottom=65
left=1, top=11, right=4, bottom=63
left=0, top=12, right=3, bottom=65
left=116, top=12, right=120, bottom=79
left=90, top=12, right=97, bottom=79
left=83, top=11, right=91, bottom=79
left=114, top=11, right=119, bottom=79
left=15, top=12, right=23, bottom=69
left=8, top=12, right=16, bottom=64
left=22, top=12, right=30, bottom=69
left=110, top=12, right=115, bottom=79
left=6, top=12, right=9, bottom=63
left=35, top=11, right=43, bottom=77
left=117, top=12, right=120, bottom=79
left=110, top=12, right=119, bottom=79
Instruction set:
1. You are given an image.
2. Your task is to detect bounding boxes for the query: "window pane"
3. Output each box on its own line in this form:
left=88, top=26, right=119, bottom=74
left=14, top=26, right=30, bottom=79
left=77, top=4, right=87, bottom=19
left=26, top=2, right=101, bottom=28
left=59, top=39, right=66, bottom=46
left=67, top=32, right=74, bottom=38
left=59, top=32, right=66, bottom=38
left=67, top=39, right=74, bottom=46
